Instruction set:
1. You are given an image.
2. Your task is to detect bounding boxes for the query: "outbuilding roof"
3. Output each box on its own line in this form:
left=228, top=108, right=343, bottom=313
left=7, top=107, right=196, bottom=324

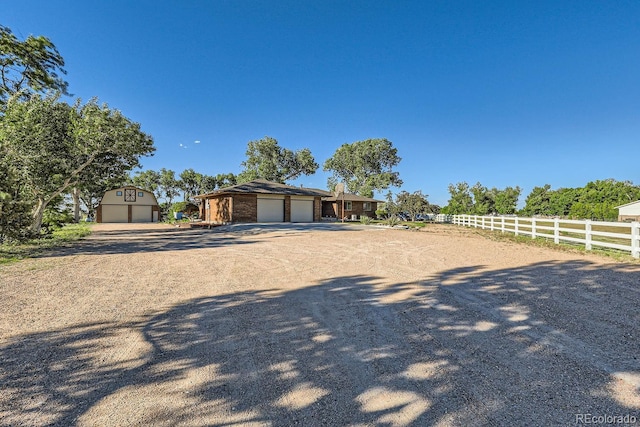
left=615, top=200, right=640, bottom=209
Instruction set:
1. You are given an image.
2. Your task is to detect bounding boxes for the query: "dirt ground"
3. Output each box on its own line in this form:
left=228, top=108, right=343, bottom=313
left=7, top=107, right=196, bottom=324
left=1, top=222, right=639, bottom=426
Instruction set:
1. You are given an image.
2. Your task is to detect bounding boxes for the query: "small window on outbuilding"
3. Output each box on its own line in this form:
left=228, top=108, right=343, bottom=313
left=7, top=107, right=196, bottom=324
left=138, top=192, right=144, bottom=197
left=116, top=191, right=123, bottom=196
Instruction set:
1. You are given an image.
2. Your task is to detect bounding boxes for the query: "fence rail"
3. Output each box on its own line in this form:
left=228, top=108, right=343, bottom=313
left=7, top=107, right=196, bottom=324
left=451, top=215, right=640, bottom=258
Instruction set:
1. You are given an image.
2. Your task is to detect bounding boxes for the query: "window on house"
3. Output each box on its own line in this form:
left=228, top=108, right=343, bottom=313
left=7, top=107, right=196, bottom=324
left=138, top=192, right=144, bottom=197
left=363, top=202, right=372, bottom=211
left=345, top=201, right=352, bottom=211
left=116, top=191, right=123, bottom=196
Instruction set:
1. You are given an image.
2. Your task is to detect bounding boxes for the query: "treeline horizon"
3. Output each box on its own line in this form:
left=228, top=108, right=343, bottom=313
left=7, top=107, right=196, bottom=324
left=441, top=178, right=640, bottom=221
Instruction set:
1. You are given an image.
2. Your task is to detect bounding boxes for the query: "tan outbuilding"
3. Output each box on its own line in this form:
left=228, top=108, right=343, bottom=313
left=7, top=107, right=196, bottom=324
left=96, top=186, right=160, bottom=223
left=616, top=200, right=640, bottom=222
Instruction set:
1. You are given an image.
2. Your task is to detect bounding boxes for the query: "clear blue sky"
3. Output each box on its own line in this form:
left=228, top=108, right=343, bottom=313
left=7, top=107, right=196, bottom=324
left=5, top=1, right=640, bottom=206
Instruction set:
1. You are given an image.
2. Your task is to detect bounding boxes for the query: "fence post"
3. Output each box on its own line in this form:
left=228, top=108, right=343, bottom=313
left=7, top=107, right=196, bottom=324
left=490, top=216, right=494, bottom=231
left=554, top=217, right=560, bottom=244
left=531, top=217, right=536, bottom=239
left=585, top=220, right=592, bottom=251
left=481, top=216, right=485, bottom=230
left=514, top=217, right=519, bottom=236
left=632, top=222, right=639, bottom=258
left=501, top=216, right=505, bottom=233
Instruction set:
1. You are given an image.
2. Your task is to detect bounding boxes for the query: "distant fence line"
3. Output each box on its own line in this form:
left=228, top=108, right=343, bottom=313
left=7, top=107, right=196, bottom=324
left=451, top=214, right=640, bottom=259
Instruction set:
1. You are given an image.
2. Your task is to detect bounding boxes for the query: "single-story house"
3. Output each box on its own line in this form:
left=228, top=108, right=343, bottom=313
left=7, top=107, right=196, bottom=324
left=616, top=200, right=640, bottom=222
left=321, top=192, right=383, bottom=220
left=96, top=186, right=160, bottom=223
left=195, top=180, right=325, bottom=223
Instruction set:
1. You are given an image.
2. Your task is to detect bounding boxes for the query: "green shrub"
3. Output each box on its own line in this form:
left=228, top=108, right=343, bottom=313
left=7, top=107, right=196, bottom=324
left=385, top=215, right=400, bottom=227
left=360, top=215, right=372, bottom=225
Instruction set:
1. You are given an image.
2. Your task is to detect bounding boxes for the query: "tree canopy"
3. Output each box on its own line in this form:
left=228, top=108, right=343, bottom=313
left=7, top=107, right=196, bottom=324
left=522, top=179, right=640, bottom=220
left=237, top=136, right=318, bottom=184
left=443, top=182, right=520, bottom=215
left=0, top=25, right=69, bottom=103
left=0, top=95, right=154, bottom=233
left=395, top=190, right=431, bottom=221
left=323, top=138, right=402, bottom=198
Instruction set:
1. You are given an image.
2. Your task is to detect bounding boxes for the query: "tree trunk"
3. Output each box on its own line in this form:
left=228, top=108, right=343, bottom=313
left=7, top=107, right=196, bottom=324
left=30, top=198, right=46, bottom=234
left=72, top=187, right=81, bottom=223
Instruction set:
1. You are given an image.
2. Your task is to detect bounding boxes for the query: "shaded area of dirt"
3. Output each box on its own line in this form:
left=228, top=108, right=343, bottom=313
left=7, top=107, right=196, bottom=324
left=1, top=223, right=639, bottom=426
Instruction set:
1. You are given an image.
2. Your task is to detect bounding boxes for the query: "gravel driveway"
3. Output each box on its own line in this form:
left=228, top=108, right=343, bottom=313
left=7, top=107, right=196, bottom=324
left=1, top=223, right=639, bottom=426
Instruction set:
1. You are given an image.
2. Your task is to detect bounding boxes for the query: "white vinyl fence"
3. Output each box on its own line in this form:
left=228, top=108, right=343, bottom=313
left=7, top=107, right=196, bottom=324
left=452, top=215, right=640, bottom=258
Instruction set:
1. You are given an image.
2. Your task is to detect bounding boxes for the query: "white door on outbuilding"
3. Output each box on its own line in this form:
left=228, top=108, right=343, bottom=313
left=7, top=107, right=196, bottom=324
left=257, top=197, right=284, bottom=222
left=291, top=198, right=314, bottom=222
left=101, top=205, right=128, bottom=223
left=132, top=205, right=152, bottom=222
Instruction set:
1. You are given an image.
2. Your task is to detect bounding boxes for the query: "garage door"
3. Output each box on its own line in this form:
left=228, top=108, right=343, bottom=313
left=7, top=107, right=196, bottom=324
left=291, top=199, right=314, bottom=222
left=132, top=205, right=152, bottom=223
left=101, top=205, right=128, bottom=223
left=257, top=198, right=284, bottom=222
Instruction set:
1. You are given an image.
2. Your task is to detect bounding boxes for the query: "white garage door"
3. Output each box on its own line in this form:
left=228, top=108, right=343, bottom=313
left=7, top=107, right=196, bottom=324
left=257, top=198, right=284, bottom=222
left=291, top=199, right=314, bottom=222
left=101, top=205, right=128, bottom=223
left=132, top=205, right=152, bottom=223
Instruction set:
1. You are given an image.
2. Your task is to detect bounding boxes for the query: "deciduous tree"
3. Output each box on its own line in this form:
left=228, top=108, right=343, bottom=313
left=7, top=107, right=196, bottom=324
left=0, top=25, right=69, bottom=103
left=395, top=190, right=430, bottom=221
left=323, top=138, right=402, bottom=198
left=238, top=137, right=318, bottom=183
left=444, top=182, right=473, bottom=214
left=0, top=95, right=154, bottom=233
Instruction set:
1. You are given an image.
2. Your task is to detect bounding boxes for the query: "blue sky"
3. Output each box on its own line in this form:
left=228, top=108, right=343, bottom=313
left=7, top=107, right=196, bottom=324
left=5, top=1, right=640, bottom=206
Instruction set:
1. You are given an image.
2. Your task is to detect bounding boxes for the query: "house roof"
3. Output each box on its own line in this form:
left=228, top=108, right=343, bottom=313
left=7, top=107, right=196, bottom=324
left=615, top=200, right=640, bottom=209
left=195, top=179, right=327, bottom=198
left=322, top=193, right=383, bottom=203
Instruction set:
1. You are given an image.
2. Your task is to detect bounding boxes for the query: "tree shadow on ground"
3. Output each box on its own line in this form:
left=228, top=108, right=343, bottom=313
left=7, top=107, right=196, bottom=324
left=36, top=227, right=256, bottom=257
left=2, top=261, right=639, bottom=426
left=37, top=223, right=366, bottom=258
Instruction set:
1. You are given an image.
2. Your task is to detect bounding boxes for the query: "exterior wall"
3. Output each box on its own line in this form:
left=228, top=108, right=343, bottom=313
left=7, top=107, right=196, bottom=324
left=619, top=203, right=640, bottom=216
left=618, top=202, right=640, bottom=222
left=314, top=197, right=322, bottom=222
left=101, top=188, right=158, bottom=206
left=205, top=196, right=232, bottom=223
left=201, top=193, right=322, bottom=223
left=324, top=201, right=377, bottom=220
left=322, top=201, right=337, bottom=218
left=284, top=196, right=291, bottom=222
left=232, top=194, right=258, bottom=222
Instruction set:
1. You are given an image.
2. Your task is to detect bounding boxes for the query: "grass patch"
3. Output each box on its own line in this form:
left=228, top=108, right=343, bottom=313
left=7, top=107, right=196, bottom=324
left=0, top=223, right=92, bottom=265
left=471, top=227, right=639, bottom=263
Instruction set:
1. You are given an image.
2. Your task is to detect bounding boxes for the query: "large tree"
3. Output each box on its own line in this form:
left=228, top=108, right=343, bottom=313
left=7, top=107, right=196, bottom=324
left=131, top=169, right=161, bottom=199
left=238, top=136, right=318, bottom=183
left=493, top=186, right=521, bottom=214
left=178, top=168, right=203, bottom=201
left=158, top=168, right=180, bottom=207
left=443, top=182, right=473, bottom=214
left=0, top=151, right=33, bottom=242
left=0, top=25, right=69, bottom=103
left=0, top=95, right=154, bottom=233
left=395, top=190, right=430, bottom=221
left=323, top=138, right=402, bottom=198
